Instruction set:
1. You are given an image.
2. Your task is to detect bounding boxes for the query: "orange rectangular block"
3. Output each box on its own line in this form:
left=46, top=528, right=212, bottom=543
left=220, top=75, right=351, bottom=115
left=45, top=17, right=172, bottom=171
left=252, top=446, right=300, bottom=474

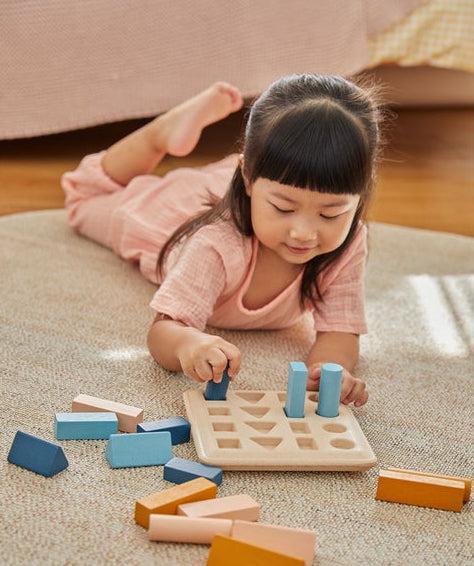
left=72, top=394, right=143, bottom=433
left=376, top=469, right=465, bottom=512
left=177, top=494, right=260, bottom=521
left=386, top=467, right=471, bottom=503
left=207, top=535, right=305, bottom=566
left=231, top=520, right=316, bottom=566
left=135, top=477, right=217, bottom=528
left=149, top=515, right=232, bottom=543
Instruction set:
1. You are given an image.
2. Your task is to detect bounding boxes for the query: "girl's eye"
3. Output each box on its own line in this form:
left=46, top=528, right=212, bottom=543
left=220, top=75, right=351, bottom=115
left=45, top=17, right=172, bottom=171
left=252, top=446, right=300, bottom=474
left=272, top=203, right=342, bottom=219
left=273, top=204, right=294, bottom=214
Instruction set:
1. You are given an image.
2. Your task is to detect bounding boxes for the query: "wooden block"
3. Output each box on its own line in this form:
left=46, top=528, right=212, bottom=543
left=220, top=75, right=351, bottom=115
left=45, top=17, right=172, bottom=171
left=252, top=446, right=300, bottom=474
left=284, top=362, right=307, bottom=418
left=164, top=457, right=223, bottom=485
left=316, top=363, right=343, bottom=418
left=231, top=520, right=316, bottom=566
left=375, top=468, right=466, bottom=512
left=135, top=477, right=218, bottom=528
left=106, top=432, right=172, bottom=468
left=386, top=467, right=471, bottom=503
left=183, top=389, right=377, bottom=471
left=177, top=494, right=260, bottom=521
left=7, top=430, right=68, bottom=478
left=55, top=412, right=118, bottom=440
left=149, top=515, right=232, bottom=543
left=137, top=416, right=190, bottom=444
left=204, top=367, right=230, bottom=401
left=207, top=535, right=305, bottom=566
left=72, top=394, right=143, bottom=433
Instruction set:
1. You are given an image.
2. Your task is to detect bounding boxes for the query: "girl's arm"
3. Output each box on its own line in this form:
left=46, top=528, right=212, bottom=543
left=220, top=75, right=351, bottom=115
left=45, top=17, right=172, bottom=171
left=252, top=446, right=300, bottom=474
left=147, top=317, right=204, bottom=371
left=147, top=316, right=241, bottom=381
left=307, top=331, right=359, bottom=373
left=306, top=331, right=368, bottom=407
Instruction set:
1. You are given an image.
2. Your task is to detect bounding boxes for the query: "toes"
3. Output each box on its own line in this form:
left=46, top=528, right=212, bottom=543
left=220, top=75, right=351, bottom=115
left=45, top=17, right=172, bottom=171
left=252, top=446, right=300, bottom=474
left=214, top=82, right=243, bottom=110
left=230, top=90, right=244, bottom=111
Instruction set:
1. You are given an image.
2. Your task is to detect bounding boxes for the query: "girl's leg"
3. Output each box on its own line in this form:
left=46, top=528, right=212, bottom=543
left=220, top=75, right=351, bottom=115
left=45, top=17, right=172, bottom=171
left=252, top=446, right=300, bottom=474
left=101, top=81, right=243, bottom=186
left=62, top=82, right=243, bottom=250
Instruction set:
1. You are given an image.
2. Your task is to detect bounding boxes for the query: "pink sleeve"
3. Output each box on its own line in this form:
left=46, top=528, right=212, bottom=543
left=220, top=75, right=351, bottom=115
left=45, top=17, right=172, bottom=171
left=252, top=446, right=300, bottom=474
left=312, top=224, right=368, bottom=335
left=149, top=233, right=226, bottom=331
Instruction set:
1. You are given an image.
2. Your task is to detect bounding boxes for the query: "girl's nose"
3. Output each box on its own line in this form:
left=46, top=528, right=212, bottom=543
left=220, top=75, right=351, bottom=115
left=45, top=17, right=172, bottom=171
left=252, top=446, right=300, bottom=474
left=289, top=225, right=317, bottom=244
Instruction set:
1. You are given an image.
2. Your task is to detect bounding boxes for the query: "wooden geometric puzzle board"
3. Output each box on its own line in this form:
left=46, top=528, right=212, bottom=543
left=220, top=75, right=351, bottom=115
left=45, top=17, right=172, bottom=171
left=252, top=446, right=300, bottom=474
left=183, top=390, right=377, bottom=471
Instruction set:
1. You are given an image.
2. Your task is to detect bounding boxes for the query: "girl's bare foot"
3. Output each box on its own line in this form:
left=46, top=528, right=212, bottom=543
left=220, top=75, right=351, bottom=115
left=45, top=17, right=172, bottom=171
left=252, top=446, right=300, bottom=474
left=150, top=82, right=244, bottom=157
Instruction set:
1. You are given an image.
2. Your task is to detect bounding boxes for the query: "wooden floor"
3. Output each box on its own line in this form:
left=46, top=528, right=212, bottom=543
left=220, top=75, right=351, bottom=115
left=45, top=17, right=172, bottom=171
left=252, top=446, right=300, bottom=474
left=0, top=107, right=472, bottom=236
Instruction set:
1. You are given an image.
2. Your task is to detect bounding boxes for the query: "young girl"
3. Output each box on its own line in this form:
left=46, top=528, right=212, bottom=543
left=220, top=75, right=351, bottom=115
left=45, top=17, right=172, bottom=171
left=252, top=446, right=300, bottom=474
left=61, top=75, right=385, bottom=408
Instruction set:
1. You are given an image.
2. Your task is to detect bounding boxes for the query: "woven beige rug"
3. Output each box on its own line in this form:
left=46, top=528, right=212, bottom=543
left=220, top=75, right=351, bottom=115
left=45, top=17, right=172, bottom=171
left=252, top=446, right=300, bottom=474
left=0, top=210, right=472, bottom=565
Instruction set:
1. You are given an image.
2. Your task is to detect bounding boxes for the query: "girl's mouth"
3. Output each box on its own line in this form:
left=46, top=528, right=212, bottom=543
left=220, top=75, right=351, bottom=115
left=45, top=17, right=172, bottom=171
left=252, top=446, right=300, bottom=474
left=286, top=244, right=315, bottom=255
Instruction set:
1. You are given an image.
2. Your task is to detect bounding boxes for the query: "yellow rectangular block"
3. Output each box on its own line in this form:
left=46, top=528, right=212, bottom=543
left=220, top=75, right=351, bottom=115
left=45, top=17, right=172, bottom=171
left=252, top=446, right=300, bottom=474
left=207, top=535, right=305, bottom=566
left=231, top=520, right=316, bottom=566
left=177, top=494, right=260, bottom=521
left=376, top=469, right=465, bottom=512
left=135, top=477, right=217, bottom=528
left=72, top=394, right=143, bottom=433
left=386, top=467, right=471, bottom=502
left=149, top=515, right=232, bottom=544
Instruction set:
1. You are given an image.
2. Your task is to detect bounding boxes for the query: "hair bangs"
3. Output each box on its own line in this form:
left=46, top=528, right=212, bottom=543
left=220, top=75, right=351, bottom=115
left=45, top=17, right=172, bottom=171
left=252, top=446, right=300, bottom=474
left=253, top=103, right=370, bottom=195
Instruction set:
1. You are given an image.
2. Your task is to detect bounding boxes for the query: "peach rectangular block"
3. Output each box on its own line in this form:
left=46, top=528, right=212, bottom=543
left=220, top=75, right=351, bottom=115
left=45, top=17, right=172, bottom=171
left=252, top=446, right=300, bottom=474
left=386, top=467, right=472, bottom=502
left=149, top=514, right=232, bottom=543
left=231, top=520, right=316, bottom=566
left=207, top=535, right=305, bottom=566
left=72, top=394, right=143, bottom=433
left=177, top=494, right=260, bottom=521
left=135, top=477, right=217, bottom=528
left=375, top=468, right=466, bottom=512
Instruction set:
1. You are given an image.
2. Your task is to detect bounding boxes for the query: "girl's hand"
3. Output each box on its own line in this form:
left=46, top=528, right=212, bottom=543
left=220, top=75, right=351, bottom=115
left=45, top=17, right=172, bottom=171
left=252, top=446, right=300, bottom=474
left=306, top=362, right=368, bottom=407
left=177, top=332, right=241, bottom=384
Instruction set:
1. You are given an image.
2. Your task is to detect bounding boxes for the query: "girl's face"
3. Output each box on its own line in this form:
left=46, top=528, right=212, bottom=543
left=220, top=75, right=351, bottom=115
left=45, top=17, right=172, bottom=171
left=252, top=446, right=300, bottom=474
left=242, top=160, right=360, bottom=266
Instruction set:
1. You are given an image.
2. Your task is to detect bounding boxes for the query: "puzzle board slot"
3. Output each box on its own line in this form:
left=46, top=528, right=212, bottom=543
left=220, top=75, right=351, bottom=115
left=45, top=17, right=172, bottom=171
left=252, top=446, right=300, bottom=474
left=329, top=438, right=356, bottom=450
left=296, top=437, right=319, bottom=450
left=288, top=421, right=311, bottom=434
left=207, top=406, right=231, bottom=416
left=243, top=421, right=278, bottom=434
left=234, top=392, right=266, bottom=403
left=211, top=422, right=236, bottom=432
left=216, top=438, right=241, bottom=449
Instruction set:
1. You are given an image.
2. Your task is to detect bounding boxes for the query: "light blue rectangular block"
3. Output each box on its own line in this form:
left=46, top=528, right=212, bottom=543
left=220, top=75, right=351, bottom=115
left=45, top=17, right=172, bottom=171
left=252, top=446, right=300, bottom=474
left=284, top=361, right=308, bottom=418
left=106, top=431, right=173, bottom=469
left=55, top=412, right=118, bottom=440
left=163, top=457, right=223, bottom=485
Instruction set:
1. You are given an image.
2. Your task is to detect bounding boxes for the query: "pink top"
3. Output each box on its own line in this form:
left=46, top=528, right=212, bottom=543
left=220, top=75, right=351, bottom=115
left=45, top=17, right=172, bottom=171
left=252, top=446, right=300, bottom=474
left=61, top=151, right=368, bottom=335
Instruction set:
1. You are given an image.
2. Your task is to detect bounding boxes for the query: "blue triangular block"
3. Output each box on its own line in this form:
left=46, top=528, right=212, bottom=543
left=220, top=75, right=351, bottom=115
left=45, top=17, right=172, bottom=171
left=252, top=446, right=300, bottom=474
left=7, top=430, right=69, bottom=477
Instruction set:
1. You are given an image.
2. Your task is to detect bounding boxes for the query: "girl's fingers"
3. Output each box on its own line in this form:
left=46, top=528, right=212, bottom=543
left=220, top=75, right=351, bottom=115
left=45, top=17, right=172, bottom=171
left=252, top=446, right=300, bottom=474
left=183, top=362, right=206, bottom=383
left=217, top=341, right=241, bottom=379
left=206, top=350, right=230, bottom=383
left=340, top=375, right=355, bottom=403
left=308, top=365, right=322, bottom=378
left=307, top=375, right=320, bottom=387
left=354, top=388, right=369, bottom=407
left=193, top=359, right=214, bottom=382
left=344, top=380, right=366, bottom=405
